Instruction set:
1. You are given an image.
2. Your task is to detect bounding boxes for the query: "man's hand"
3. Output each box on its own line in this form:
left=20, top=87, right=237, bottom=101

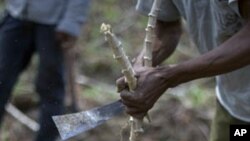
left=117, top=66, right=177, bottom=119
left=115, top=20, right=182, bottom=119
left=56, top=31, right=77, bottom=49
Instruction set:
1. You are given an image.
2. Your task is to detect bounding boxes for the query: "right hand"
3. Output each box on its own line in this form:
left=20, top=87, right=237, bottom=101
left=116, top=66, right=172, bottom=119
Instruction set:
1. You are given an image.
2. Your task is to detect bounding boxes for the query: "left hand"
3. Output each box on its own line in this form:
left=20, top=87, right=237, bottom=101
left=56, top=31, right=77, bottom=49
left=117, top=66, right=173, bottom=119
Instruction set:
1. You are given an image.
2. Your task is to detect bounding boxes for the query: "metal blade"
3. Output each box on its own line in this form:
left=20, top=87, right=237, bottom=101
left=52, top=100, right=125, bottom=140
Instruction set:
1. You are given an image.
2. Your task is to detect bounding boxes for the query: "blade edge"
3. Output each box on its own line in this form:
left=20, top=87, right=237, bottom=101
left=53, top=100, right=124, bottom=140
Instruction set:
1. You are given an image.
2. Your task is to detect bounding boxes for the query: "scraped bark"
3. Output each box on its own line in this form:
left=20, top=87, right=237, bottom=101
left=101, top=24, right=143, bottom=141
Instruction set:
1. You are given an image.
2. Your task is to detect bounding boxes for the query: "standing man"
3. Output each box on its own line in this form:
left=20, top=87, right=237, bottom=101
left=118, top=0, right=250, bottom=141
left=0, top=0, right=90, bottom=141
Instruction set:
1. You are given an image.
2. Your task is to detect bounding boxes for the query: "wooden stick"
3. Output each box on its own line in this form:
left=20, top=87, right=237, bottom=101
left=100, top=24, right=143, bottom=141
left=5, top=103, right=40, bottom=132
left=63, top=47, right=79, bottom=112
left=100, top=24, right=137, bottom=91
left=100, top=0, right=162, bottom=140
left=143, top=0, right=162, bottom=67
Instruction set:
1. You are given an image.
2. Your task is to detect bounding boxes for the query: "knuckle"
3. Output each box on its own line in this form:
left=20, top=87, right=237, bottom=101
left=120, top=91, right=127, bottom=98
left=137, top=92, right=145, bottom=103
left=125, top=108, right=133, bottom=115
left=115, top=79, right=121, bottom=85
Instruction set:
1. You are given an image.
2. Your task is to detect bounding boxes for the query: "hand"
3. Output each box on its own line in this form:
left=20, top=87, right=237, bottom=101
left=117, top=66, right=173, bottom=119
left=56, top=31, right=77, bottom=49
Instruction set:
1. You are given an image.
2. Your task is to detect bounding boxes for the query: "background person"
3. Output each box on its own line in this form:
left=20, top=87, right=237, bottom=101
left=0, top=0, right=90, bottom=141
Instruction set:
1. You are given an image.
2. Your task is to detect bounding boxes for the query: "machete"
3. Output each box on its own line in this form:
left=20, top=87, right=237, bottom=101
left=52, top=100, right=125, bottom=140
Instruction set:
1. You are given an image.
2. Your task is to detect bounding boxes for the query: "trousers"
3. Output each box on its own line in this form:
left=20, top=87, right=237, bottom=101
left=0, top=14, right=65, bottom=141
left=209, top=100, right=250, bottom=141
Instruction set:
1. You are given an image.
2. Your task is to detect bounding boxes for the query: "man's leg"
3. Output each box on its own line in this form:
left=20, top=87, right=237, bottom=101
left=209, top=100, right=250, bottom=141
left=34, top=24, right=65, bottom=141
left=0, top=15, right=34, bottom=124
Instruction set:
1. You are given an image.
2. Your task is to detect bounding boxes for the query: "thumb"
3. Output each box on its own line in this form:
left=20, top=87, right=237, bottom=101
left=116, top=77, right=128, bottom=92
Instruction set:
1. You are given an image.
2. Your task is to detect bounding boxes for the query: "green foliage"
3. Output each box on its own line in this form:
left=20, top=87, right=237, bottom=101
left=187, top=85, right=206, bottom=106
left=0, top=124, right=10, bottom=141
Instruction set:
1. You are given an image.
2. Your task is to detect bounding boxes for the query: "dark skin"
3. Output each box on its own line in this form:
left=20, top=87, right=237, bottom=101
left=131, top=20, right=182, bottom=67
left=117, top=0, right=250, bottom=119
left=56, top=31, right=77, bottom=49
left=117, top=20, right=182, bottom=119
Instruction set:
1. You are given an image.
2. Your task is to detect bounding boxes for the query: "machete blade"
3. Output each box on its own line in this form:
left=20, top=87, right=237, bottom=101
left=52, top=100, right=125, bottom=140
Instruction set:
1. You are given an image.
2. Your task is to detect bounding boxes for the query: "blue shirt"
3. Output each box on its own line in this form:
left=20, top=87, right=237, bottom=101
left=6, top=0, right=90, bottom=36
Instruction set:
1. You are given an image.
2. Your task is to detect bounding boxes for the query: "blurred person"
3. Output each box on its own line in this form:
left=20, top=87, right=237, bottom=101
left=0, top=0, right=90, bottom=141
left=117, top=0, right=250, bottom=141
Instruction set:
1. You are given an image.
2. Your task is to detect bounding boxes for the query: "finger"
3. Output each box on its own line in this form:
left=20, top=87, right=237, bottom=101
left=125, top=107, right=147, bottom=120
left=121, top=97, right=147, bottom=109
left=134, top=72, right=140, bottom=78
left=120, top=90, right=135, bottom=101
left=116, top=77, right=128, bottom=92
left=121, top=98, right=141, bottom=107
left=133, top=113, right=147, bottom=120
left=120, top=91, right=147, bottom=108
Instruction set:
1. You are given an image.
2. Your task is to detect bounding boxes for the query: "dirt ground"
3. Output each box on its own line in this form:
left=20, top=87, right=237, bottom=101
left=0, top=1, right=216, bottom=141
left=0, top=90, right=215, bottom=141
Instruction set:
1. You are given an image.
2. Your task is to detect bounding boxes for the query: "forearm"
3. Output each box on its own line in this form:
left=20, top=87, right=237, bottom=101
left=166, top=22, right=250, bottom=87
left=152, top=20, right=182, bottom=66
left=134, top=20, right=182, bottom=67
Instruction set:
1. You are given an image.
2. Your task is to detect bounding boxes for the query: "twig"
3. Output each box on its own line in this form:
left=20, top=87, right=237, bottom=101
left=143, top=0, right=162, bottom=66
left=5, top=103, right=39, bottom=132
left=85, top=7, right=137, bottom=50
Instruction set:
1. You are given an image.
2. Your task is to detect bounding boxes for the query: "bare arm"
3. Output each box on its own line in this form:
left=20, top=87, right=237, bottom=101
left=134, top=19, right=182, bottom=67
left=153, top=20, right=182, bottom=66
left=163, top=0, right=250, bottom=87
left=119, top=0, right=250, bottom=118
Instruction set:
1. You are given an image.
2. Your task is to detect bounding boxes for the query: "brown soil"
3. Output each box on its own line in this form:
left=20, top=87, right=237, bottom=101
left=0, top=95, right=213, bottom=141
